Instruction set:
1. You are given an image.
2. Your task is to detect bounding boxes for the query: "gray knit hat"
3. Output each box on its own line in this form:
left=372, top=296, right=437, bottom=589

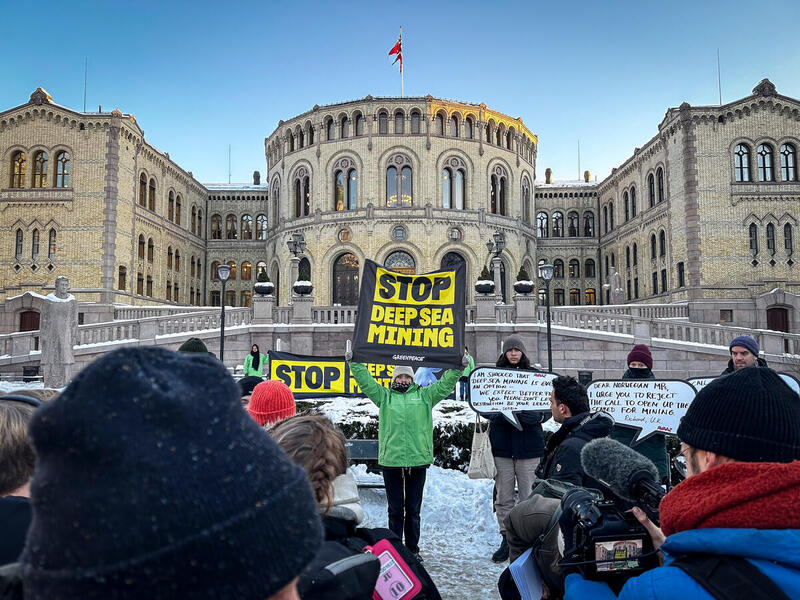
left=502, top=334, right=527, bottom=355
left=391, top=366, right=415, bottom=384
left=177, top=336, right=209, bottom=353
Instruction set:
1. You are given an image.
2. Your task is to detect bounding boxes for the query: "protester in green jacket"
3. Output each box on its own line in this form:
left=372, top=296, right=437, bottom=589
left=347, top=354, right=466, bottom=557
left=242, top=344, right=268, bottom=377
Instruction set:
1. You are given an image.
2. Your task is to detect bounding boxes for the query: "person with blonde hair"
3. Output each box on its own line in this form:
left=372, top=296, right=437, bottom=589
left=271, top=413, right=441, bottom=600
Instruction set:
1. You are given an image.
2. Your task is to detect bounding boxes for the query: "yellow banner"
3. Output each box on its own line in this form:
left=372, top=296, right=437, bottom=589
left=372, top=267, right=455, bottom=306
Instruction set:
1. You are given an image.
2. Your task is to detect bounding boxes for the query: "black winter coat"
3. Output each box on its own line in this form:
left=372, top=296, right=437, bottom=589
left=487, top=352, right=546, bottom=459
left=298, top=515, right=441, bottom=600
left=537, top=412, right=614, bottom=485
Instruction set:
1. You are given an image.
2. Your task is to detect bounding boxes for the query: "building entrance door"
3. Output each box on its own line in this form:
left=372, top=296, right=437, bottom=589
left=766, top=307, right=789, bottom=332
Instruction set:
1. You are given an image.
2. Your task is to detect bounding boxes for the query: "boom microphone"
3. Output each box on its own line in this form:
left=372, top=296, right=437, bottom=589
left=580, top=438, right=665, bottom=524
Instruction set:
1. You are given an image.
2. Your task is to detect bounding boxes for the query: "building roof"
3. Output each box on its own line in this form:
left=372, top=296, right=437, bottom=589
left=204, top=184, right=268, bottom=191
left=536, top=179, right=597, bottom=189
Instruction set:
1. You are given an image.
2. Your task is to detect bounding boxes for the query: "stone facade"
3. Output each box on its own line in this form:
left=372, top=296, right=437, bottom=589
left=263, top=96, right=539, bottom=305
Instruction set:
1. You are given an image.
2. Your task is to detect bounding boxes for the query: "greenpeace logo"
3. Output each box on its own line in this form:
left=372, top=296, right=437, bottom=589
left=392, top=354, right=425, bottom=362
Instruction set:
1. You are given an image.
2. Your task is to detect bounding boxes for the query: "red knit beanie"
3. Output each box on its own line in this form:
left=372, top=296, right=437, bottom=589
left=248, top=380, right=296, bottom=426
left=627, top=344, right=653, bottom=369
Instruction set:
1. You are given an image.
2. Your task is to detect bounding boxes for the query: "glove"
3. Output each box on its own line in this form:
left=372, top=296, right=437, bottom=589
left=461, top=354, right=470, bottom=368
left=345, top=349, right=353, bottom=362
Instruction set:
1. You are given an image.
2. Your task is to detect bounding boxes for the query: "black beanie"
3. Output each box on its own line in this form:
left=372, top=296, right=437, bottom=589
left=177, top=336, right=208, bottom=353
left=678, top=367, right=800, bottom=463
left=20, top=347, right=323, bottom=599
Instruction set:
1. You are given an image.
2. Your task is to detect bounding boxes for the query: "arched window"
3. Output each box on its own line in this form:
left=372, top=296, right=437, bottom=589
left=14, top=229, right=23, bottom=259
left=308, top=125, right=314, bottom=145
left=256, top=261, right=267, bottom=279
left=766, top=223, right=776, bottom=253
left=138, top=173, right=147, bottom=206
left=168, top=191, right=175, bottom=221
left=522, top=178, right=531, bottom=223
left=118, top=266, right=126, bottom=290
left=340, top=116, right=348, bottom=139
left=585, top=288, right=596, bottom=305
left=385, top=250, right=416, bottom=274
left=288, top=131, right=295, bottom=152
left=227, top=260, right=237, bottom=280
left=567, top=211, right=579, bottom=236
left=537, top=212, right=549, bottom=238
left=626, top=246, right=631, bottom=268
left=757, top=144, right=774, bottom=181
left=148, top=178, right=156, bottom=211
left=659, top=230, right=666, bottom=257
left=780, top=143, right=797, bottom=181
left=211, top=214, right=222, bottom=239
left=241, top=214, right=253, bottom=240
left=146, top=275, right=153, bottom=297
left=633, top=243, right=638, bottom=266
left=749, top=223, right=759, bottom=254
left=240, top=290, right=252, bottom=307
left=32, top=151, right=48, bottom=188
left=784, top=223, right=794, bottom=253
left=271, top=179, right=280, bottom=227
left=226, top=214, right=237, bottom=239
left=147, top=238, right=154, bottom=262
left=197, top=210, right=203, bottom=236
left=553, top=259, right=564, bottom=278
left=603, top=205, right=608, bottom=233
left=226, top=290, right=236, bottom=306
left=490, top=166, right=507, bottom=215
left=609, top=203, right=615, bottom=229
left=298, top=129, right=304, bottom=149
left=465, top=117, right=473, bottom=139
left=583, top=211, right=594, bottom=237
left=630, top=187, right=637, bottom=217
left=585, top=259, right=596, bottom=278
left=210, top=261, right=220, bottom=281
left=191, top=206, right=197, bottom=234
left=31, top=229, right=39, bottom=260
left=241, top=261, right=252, bottom=280
left=166, top=281, right=172, bottom=301
left=136, top=272, right=144, bottom=295
left=332, top=253, right=360, bottom=305
left=410, top=110, right=421, bottom=134
left=10, top=151, right=26, bottom=188
left=657, top=168, right=664, bottom=202
left=394, top=111, right=404, bottom=134
left=48, top=229, right=56, bottom=259
left=378, top=111, right=388, bottom=135
left=568, top=259, right=580, bottom=278
left=507, top=130, right=513, bottom=150
left=648, top=174, right=655, bottom=207
left=138, top=234, right=145, bottom=259
left=174, top=283, right=179, bottom=303
left=355, top=113, right=365, bottom=136
left=386, top=155, right=413, bottom=207
left=442, top=168, right=452, bottom=209
left=175, top=195, right=181, bottom=224
left=256, top=214, right=268, bottom=239
left=196, top=258, right=201, bottom=278
left=624, top=191, right=630, bottom=221
left=441, top=252, right=466, bottom=274
left=435, top=113, right=444, bottom=136
left=54, top=151, right=70, bottom=187
left=734, top=144, right=751, bottom=182
left=496, top=127, right=502, bottom=146
left=449, top=115, right=458, bottom=137
left=552, top=212, right=564, bottom=237
left=650, top=234, right=657, bottom=259
left=326, top=118, right=335, bottom=140
left=191, top=256, right=196, bottom=277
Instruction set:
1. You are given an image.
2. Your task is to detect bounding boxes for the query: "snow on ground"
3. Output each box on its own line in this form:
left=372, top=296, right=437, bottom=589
left=0, top=380, right=44, bottom=393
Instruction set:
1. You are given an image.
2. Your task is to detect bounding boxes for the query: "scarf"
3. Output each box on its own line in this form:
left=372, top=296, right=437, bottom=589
left=250, top=350, right=260, bottom=370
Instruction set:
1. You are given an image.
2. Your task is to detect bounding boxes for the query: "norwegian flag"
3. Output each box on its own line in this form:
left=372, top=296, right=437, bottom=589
left=388, top=33, right=402, bottom=72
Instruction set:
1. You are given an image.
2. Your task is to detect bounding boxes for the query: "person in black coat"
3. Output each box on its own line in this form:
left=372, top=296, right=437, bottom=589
left=271, top=414, right=441, bottom=600
left=537, top=375, right=613, bottom=485
left=487, top=334, right=547, bottom=562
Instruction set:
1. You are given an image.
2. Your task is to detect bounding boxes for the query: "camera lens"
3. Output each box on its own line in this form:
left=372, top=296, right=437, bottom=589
left=562, top=488, right=603, bottom=526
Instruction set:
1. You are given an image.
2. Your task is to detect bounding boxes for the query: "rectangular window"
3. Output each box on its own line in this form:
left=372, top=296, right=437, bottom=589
left=719, top=309, right=733, bottom=323
left=661, top=269, right=668, bottom=293
left=626, top=280, right=631, bottom=301
left=569, top=289, right=580, bottom=305
left=652, top=272, right=658, bottom=295
left=677, top=262, right=685, bottom=288
left=210, top=291, right=221, bottom=306
left=634, top=278, right=639, bottom=299
left=554, top=289, right=565, bottom=306
left=78, top=313, right=85, bottom=325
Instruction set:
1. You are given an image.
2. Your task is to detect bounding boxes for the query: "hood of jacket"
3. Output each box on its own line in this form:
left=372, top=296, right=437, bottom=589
left=723, top=355, right=768, bottom=373
left=546, top=411, right=614, bottom=453
left=325, top=472, right=364, bottom=525
left=661, top=461, right=800, bottom=536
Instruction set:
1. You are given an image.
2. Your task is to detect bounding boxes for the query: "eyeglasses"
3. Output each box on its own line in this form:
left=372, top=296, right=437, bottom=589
left=0, top=394, right=43, bottom=408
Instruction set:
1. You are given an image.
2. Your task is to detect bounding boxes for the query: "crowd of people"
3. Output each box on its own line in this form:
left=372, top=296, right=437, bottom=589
left=0, top=332, right=797, bottom=599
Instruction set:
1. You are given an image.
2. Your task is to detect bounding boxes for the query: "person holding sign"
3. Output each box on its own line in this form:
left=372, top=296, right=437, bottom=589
left=609, top=344, right=670, bottom=483
left=346, top=349, right=466, bottom=559
left=487, top=335, right=548, bottom=563
left=243, top=344, right=268, bottom=377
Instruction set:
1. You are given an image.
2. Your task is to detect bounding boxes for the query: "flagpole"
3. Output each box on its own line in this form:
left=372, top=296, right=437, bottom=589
left=400, top=26, right=403, bottom=98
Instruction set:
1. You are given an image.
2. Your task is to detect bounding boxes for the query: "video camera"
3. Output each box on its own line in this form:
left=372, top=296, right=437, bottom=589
left=558, top=438, right=666, bottom=590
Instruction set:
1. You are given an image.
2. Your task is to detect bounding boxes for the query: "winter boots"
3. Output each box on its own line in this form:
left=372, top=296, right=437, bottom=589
left=492, top=534, right=509, bottom=563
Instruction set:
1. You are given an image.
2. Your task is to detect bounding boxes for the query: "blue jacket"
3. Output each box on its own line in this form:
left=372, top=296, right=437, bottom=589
left=565, top=527, right=800, bottom=599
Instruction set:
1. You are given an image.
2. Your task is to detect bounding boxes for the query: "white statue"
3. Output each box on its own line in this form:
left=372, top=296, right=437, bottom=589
left=40, top=276, right=78, bottom=387
left=602, top=267, right=626, bottom=305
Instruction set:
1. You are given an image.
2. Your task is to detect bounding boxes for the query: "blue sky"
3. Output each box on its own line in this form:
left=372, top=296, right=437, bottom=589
left=3, top=0, right=799, bottom=184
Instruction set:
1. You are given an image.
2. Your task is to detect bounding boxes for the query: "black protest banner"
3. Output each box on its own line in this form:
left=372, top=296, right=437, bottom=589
left=268, top=350, right=393, bottom=398
left=352, top=259, right=465, bottom=369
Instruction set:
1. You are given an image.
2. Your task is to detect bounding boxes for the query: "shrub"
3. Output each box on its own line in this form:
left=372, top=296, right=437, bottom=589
left=479, top=265, right=491, bottom=280
left=516, top=267, right=530, bottom=281
left=257, top=270, right=270, bottom=283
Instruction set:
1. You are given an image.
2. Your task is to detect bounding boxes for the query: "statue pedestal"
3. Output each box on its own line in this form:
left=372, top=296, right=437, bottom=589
left=253, top=295, right=274, bottom=324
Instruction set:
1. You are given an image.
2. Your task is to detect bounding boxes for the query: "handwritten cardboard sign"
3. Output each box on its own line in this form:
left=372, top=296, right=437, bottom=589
left=689, top=373, right=800, bottom=396
left=587, top=379, right=698, bottom=443
left=468, top=367, right=557, bottom=429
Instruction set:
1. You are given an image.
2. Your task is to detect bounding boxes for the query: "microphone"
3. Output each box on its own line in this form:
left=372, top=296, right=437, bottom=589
left=580, top=438, right=665, bottom=524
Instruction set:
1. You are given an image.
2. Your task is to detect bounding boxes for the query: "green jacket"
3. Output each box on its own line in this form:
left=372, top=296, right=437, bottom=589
left=243, top=353, right=268, bottom=377
left=463, top=354, right=475, bottom=377
left=350, top=361, right=462, bottom=467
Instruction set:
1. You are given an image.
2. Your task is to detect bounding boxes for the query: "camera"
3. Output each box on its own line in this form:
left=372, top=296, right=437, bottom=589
left=559, top=487, right=660, bottom=589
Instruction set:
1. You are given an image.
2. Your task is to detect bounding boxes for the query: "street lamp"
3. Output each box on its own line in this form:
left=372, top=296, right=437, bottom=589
left=539, top=262, right=554, bottom=372
left=217, top=262, right=232, bottom=363
left=287, top=232, right=307, bottom=257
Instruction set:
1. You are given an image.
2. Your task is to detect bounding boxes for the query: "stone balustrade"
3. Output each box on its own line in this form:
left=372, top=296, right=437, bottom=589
left=311, top=306, right=358, bottom=324
left=114, top=305, right=216, bottom=321
left=552, top=303, right=688, bottom=319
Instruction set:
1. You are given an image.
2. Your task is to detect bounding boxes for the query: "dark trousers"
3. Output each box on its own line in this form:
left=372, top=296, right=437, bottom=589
left=382, top=466, right=427, bottom=553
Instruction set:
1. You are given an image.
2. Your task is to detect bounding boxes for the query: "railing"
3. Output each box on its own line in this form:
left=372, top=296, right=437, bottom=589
left=77, top=322, right=140, bottom=346
left=465, top=305, right=476, bottom=324
left=273, top=306, right=292, bottom=324
left=552, top=303, right=688, bottom=319
left=495, top=304, right=516, bottom=324
left=113, top=305, right=216, bottom=320
left=157, top=308, right=252, bottom=336
left=539, top=308, right=634, bottom=336
left=312, top=306, right=358, bottom=324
